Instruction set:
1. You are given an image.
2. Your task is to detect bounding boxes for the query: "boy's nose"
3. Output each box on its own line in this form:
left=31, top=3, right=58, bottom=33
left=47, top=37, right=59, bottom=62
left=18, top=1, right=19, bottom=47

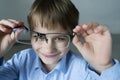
left=43, top=40, right=57, bottom=53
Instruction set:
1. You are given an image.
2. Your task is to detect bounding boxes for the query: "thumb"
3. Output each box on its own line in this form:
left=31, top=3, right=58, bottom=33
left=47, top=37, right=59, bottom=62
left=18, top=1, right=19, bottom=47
left=72, top=35, right=83, bottom=51
left=12, top=28, right=24, bottom=40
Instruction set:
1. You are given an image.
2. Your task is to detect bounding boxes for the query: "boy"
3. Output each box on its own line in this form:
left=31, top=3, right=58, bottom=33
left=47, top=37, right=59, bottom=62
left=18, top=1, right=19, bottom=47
left=0, top=0, right=120, bottom=80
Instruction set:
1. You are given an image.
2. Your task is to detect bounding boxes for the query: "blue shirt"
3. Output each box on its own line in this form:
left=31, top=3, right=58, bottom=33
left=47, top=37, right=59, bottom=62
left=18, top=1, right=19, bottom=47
left=0, top=48, right=120, bottom=80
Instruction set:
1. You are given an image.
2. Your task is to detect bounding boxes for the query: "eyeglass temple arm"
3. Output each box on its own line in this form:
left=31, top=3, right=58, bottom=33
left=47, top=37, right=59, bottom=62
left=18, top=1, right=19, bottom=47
left=31, top=31, right=48, bottom=43
left=13, top=26, right=29, bottom=32
left=70, top=32, right=81, bottom=40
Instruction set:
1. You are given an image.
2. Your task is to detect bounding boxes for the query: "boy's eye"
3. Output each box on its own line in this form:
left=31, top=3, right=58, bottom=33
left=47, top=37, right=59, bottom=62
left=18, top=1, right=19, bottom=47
left=32, top=33, right=46, bottom=41
left=55, top=36, right=67, bottom=42
left=38, top=35, right=46, bottom=40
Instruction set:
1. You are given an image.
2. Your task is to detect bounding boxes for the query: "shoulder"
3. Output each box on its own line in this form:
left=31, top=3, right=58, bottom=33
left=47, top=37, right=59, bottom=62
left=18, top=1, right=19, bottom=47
left=10, top=48, right=37, bottom=64
left=67, top=50, right=89, bottom=70
left=17, top=48, right=36, bottom=57
left=14, top=48, right=36, bottom=58
left=66, top=51, right=89, bottom=77
left=68, top=50, right=88, bottom=65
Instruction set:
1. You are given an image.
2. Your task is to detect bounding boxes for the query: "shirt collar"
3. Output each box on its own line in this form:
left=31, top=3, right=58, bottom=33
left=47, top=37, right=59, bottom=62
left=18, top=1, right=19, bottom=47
left=53, top=53, right=67, bottom=73
left=50, top=50, right=72, bottom=74
left=32, top=55, right=42, bottom=70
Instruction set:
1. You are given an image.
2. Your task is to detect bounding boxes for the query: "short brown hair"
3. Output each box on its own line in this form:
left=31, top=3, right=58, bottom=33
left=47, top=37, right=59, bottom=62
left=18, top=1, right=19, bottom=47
left=27, top=0, right=79, bottom=33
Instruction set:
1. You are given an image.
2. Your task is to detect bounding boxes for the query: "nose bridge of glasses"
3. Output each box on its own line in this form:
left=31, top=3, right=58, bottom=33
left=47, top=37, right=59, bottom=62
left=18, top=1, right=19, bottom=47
left=43, top=37, right=56, bottom=49
left=44, top=34, right=64, bottom=48
left=45, top=35, right=55, bottom=44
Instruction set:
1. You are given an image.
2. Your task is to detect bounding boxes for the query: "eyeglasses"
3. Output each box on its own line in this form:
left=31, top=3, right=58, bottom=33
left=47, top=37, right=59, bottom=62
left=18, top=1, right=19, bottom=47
left=31, top=31, right=73, bottom=48
left=13, top=26, right=31, bottom=45
left=13, top=27, right=73, bottom=48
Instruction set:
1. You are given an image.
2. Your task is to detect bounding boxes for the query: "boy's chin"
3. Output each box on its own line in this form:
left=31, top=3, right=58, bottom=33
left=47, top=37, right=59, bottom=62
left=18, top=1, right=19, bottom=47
left=40, top=57, right=60, bottom=65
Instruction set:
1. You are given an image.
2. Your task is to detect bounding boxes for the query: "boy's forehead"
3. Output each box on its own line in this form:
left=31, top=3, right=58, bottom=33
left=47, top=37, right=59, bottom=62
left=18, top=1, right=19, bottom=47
left=31, top=14, right=72, bottom=33
left=33, top=25, right=67, bottom=33
left=32, top=17, right=63, bottom=30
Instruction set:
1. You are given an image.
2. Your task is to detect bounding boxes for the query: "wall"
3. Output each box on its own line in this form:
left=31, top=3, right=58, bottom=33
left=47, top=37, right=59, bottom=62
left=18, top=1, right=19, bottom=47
left=0, top=0, right=120, bottom=34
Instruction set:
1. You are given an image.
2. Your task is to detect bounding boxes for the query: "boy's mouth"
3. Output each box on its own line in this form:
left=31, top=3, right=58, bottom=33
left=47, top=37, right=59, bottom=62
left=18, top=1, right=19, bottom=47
left=41, top=52, right=60, bottom=58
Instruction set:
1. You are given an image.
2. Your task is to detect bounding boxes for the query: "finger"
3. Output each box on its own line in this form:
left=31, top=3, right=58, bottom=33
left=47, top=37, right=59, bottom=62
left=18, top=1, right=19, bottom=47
left=0, top=19, right=18, bottom=28
left=7, top=19, right=24, bottom=27
left=82, top=24, right=93, bottom=35
left=73, top=25, right=88, bottom=37
left=0, top=24, right=12, bottom=33
left=72, top=34, right=83, bottom=50
left=7, top=19, right=20, bottom=24
left=94, top=25, right=108, bottom=34
left=82, top=23, right=99, bottom=35
left=73, top=25, right=81, bottom=32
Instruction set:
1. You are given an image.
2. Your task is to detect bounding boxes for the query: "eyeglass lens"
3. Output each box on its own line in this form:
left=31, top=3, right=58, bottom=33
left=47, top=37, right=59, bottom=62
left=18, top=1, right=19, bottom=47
left=31, top=32, right=71, bottom=48
left=13, top=27, right=71, bottom=48
left=13, top=26, right=31, bottom=45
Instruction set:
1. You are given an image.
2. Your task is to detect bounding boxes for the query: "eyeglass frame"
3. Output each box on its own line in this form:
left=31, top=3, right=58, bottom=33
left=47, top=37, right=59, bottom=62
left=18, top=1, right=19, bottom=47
left=13, top=26, right=74, bottom=48
left=31, top=30, right=74, bottom=48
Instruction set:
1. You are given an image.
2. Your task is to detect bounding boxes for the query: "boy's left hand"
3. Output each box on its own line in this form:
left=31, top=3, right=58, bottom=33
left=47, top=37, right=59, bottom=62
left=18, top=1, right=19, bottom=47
left=72, top=23, right=114, bottom=73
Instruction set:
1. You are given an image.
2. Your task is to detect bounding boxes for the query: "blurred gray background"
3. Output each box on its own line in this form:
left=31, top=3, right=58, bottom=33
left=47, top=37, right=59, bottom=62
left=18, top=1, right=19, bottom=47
left=0, top=0, right=120, bottom=61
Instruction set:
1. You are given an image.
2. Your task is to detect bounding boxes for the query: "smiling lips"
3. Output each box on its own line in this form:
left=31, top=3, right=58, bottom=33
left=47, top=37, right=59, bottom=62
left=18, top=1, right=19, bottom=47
left=42, top=53, right=59, bottom=58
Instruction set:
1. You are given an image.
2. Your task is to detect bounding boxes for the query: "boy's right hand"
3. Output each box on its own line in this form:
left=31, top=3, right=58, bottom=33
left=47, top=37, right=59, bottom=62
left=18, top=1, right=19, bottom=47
left=0, top=19, right=24, bottom=58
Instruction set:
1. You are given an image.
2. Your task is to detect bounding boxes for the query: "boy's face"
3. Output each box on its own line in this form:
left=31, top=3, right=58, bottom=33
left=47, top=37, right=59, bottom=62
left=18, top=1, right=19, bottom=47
left=31, top=25, right=70, bottom=66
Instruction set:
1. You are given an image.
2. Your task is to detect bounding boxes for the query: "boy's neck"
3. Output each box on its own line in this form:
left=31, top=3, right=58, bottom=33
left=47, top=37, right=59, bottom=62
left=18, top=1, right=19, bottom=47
left=41, top=61, right=57, bottom=72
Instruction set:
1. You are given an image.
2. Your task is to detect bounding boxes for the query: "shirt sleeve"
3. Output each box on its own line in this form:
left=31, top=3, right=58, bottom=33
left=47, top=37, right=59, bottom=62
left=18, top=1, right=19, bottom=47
left=100, top=59, right=120, bottom=80
left=0, top=54, right=19, bottom=80
left=87, top=59, right=120, bottom=80
left=0, top=57, right=4, bottom=66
